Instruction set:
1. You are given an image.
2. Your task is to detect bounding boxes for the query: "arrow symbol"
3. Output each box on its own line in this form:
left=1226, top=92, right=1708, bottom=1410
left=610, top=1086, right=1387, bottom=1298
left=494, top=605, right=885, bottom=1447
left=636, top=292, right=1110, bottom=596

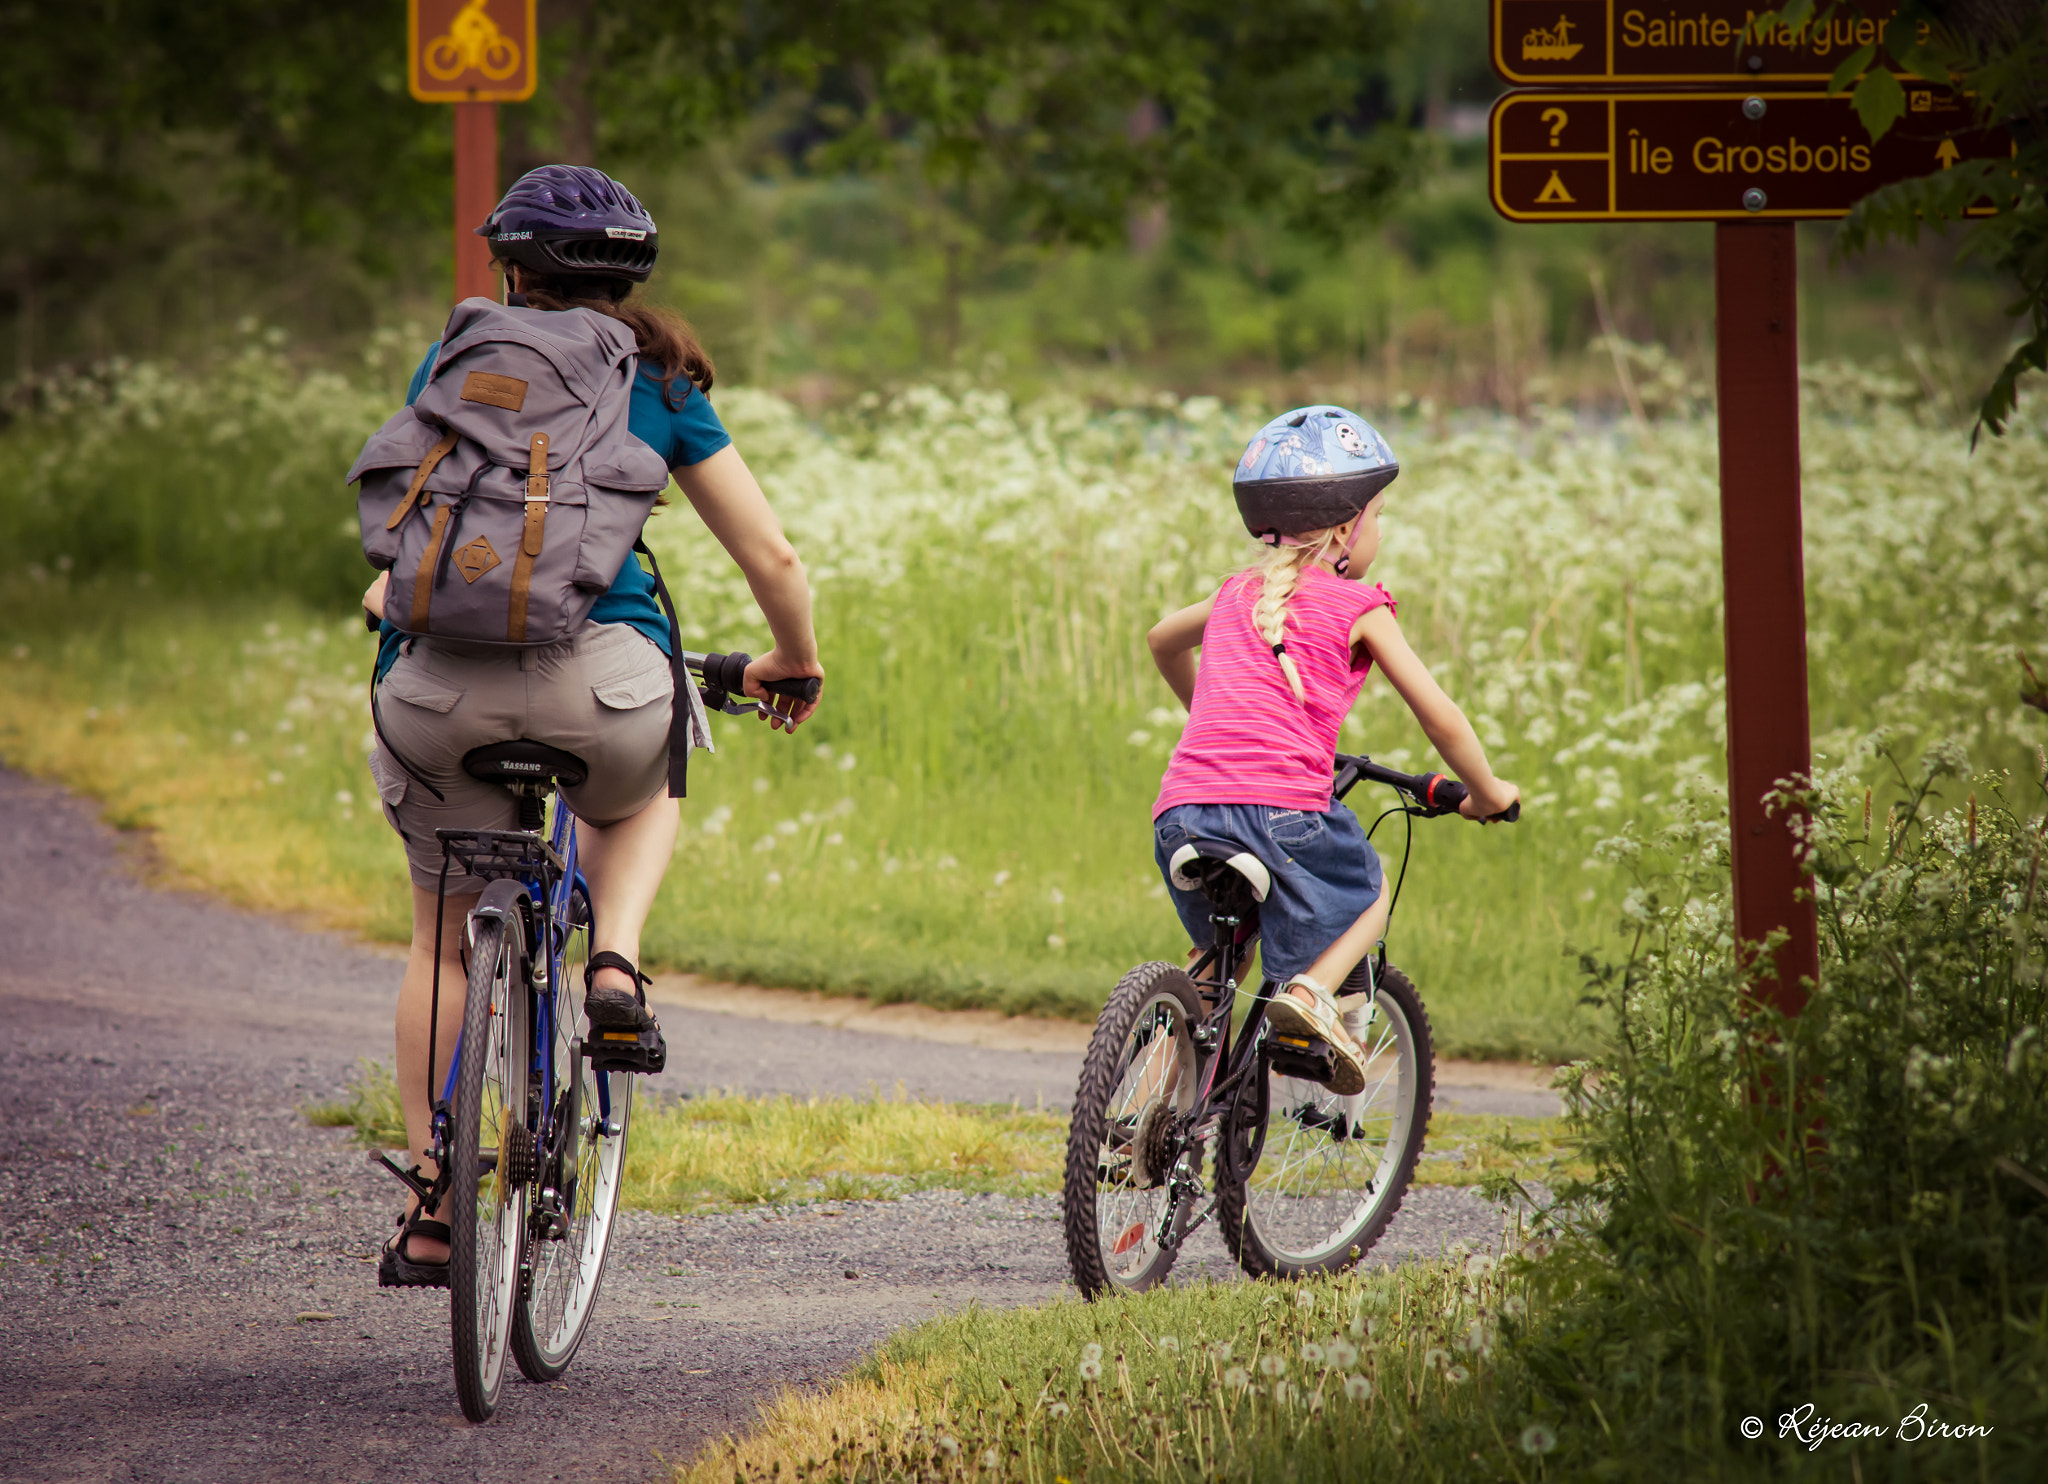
left=1935, top=138, right=1960, bottom=169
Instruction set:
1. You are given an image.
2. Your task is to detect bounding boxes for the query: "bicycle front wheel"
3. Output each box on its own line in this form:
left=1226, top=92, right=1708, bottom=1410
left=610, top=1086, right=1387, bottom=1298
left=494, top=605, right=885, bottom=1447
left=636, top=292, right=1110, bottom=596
left=448, top=914, right=531, bottom=1423
left=514, top=887, right=632, bottom=1381
left=1063, top=962, right=1204, bottom=1300
left=1219, top=965, right=1433, bottom=1278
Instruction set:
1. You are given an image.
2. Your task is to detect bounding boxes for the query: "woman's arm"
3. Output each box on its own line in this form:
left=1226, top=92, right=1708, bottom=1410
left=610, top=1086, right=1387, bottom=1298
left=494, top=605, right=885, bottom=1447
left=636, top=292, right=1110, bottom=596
left=1352, top=606, right=1519, bottom=819
left=673, top=445, right=821, bottom=731
left=1147, top=594, right=1216, bottom=711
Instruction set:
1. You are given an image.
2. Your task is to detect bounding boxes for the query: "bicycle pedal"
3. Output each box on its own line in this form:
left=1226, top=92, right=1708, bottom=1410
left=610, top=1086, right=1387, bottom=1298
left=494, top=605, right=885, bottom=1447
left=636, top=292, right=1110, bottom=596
left=586, top=1024, right=667, bottom=1074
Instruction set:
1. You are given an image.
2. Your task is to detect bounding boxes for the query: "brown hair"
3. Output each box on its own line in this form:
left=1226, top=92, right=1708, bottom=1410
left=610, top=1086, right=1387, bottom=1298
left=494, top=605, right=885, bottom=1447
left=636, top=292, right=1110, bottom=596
left=504, top=266, right=715, bottom=411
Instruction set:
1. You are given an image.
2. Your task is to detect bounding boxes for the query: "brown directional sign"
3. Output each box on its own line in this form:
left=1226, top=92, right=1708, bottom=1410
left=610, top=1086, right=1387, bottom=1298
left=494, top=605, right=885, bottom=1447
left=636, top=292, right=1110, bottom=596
left=1490, top=88, right=2013, bottom=221
left=409, top=0, right=537, bottom=103
left=1492, top=1, right=1912, bottom=85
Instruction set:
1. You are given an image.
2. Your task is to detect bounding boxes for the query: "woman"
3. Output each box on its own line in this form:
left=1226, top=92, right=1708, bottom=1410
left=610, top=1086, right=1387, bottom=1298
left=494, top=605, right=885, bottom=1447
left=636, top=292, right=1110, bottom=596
left=362, top=165, right=823, bottom=1282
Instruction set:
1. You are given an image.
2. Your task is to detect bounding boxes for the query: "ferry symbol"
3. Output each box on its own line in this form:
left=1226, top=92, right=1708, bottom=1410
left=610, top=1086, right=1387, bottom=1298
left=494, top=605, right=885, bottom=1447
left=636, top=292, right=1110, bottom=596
left=1522, top=16, right=1585, bottom=61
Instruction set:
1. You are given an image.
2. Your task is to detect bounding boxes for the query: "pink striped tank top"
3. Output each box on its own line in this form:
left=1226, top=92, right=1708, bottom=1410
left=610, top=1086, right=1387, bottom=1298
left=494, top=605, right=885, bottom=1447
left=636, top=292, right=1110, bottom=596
left=1153, top=567, right=1396, bottom=816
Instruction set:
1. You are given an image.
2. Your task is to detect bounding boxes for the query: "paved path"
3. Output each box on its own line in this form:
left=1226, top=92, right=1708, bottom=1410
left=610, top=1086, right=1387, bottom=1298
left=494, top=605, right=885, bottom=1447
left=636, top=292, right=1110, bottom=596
left=0, top=768, right=1518, bottom=1483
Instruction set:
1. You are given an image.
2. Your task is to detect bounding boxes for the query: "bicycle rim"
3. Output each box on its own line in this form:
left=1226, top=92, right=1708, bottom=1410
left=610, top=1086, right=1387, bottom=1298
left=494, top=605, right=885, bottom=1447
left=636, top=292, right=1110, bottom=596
left=448, top=917, right=529, bottom=1422
left=1063, top=963, right=1202, bottom=1298
left=1231, top=969, right=1430, bottom=1272
left=515, top=895, right=631, bottom=1380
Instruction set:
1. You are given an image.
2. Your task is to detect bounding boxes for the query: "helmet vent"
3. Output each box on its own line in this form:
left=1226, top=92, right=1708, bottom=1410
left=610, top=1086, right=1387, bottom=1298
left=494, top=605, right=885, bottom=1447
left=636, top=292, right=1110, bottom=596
left=1286, top=413, right=1309, bottom=427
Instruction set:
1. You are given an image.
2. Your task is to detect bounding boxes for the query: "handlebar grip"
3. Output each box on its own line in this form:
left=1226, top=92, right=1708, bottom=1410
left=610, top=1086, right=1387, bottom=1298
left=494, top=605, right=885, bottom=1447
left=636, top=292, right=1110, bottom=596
left=762, top=675, right=824, bottom=704
left=1497, top=800, right=1522, bottom=823
left=1423, top=775, right=1466, bottom=816
left=363, top=609, right=382, bottom=633
left=702, top=652, right=821, bottom=705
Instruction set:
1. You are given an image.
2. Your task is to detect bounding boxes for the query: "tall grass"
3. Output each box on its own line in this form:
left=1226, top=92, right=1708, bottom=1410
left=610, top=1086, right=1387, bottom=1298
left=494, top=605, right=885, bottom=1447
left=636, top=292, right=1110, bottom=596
left=3, top=347, right=2044, bottom=1059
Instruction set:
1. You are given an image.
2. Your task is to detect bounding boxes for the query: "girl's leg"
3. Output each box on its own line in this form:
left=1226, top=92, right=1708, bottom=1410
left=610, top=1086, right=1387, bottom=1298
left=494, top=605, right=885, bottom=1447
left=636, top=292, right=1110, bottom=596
left=576, top=791, right=681, bottom=994
left=393, top=882, right=481, bottom=1262
left=1291, top=873, right=1394, bottom=1005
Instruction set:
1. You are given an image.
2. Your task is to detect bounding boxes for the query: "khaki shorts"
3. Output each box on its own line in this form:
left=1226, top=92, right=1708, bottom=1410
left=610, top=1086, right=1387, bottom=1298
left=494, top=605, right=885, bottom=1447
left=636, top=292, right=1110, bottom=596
left=368, top=621, right=673, bottom=894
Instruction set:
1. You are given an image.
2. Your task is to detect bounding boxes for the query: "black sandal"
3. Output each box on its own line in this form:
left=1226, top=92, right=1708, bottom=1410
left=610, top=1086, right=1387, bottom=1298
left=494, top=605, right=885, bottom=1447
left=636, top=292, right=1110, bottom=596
left=583, top=951, right=667, bottom=1074
left=377, top=1197, right=451, bottom=1290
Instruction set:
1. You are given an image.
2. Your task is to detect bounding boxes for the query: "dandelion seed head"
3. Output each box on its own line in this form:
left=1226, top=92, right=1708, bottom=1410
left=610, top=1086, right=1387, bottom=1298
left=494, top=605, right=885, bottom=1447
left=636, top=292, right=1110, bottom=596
left=1445, top=1364, right=1471, bottom=1384
left=1295, top=1287, right=1315, bottom=1310
left=1344, top=1373, right=1373, bottom=1401
left=1223, top=1366, right=1250, bottom=1391
left=1081, top=1343, right=1103, bottom=1364
left=1156, top=1335, right=1179, bottom=1352
left=1207, top=1341, right=1232, bottom=1362
left=1078, top=1359, right=1101, bottom=1381
left=1520, top=1422, right=1558, bottom=1455
left=1257, top=1355, right=1286, bottom=1378
left=937, top=1435, right=959, bottom=1458
left=1047, top=1401, right=1070, bottom=1419
left=1299, top=1342, right=1325, bottom=1365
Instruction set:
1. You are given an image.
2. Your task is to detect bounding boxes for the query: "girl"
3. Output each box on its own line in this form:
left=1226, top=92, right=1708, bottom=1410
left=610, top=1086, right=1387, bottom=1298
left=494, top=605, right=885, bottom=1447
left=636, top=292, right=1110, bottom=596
left=1147, top=406, right=1517, bottom=1093
left=361, top=166, right=823, bottom=1283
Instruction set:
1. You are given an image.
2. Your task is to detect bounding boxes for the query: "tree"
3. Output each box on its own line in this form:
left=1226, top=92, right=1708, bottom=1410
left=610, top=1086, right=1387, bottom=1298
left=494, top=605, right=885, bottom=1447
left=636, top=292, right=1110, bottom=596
left=1754, top=1, right=2047, bottom=438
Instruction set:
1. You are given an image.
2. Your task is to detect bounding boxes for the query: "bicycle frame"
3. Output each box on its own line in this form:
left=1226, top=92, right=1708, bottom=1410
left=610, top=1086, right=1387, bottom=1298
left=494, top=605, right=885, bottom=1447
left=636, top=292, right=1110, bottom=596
left=1140, top=754, right=1445, bottom=1255
left=379, top=789, right=600, bottom=1226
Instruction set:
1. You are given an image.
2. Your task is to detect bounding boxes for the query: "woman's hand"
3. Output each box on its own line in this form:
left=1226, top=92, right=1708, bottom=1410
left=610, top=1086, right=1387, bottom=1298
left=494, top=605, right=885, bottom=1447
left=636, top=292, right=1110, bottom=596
left=744, top=648, right=823, bottom=732
left=1459, top=779, right=1521, bottom=822
left=363, top=571, right=390, bottom=623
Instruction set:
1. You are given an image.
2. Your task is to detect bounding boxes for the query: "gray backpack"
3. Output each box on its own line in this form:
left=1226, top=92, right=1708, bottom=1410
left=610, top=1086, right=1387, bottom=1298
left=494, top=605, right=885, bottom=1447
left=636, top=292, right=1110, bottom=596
left=348, top=299, right=672, bottom=646
left=350, top=299, right=704, bottom=796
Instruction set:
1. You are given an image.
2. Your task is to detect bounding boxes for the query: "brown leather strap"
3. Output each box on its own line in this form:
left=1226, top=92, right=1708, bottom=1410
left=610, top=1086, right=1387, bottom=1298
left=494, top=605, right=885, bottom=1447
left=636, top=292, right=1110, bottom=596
left=410, top=503, right=453, bottom=633
left=386, top=431, right=460, bottom=531
left=506, top=431, right=550, bottom=643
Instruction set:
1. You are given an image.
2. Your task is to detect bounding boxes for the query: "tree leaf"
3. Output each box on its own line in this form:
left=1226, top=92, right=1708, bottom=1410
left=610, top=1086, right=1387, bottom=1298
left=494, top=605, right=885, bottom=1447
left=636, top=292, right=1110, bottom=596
left=1851, top=67, right=1907, bottom=140
left=1828, top=42, right=1877, bottom=94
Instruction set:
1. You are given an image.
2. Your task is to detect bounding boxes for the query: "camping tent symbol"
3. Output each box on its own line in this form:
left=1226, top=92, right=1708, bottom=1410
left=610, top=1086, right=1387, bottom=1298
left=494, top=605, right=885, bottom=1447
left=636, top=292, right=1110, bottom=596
left=1522, top=16, right=1585, bottom=61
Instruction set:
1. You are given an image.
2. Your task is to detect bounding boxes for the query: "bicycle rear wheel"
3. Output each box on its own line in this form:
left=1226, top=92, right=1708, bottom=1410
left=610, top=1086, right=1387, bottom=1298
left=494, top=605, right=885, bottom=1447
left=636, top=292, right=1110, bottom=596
left=1063, top=962, right=1204, bottom=1300
left=513, top=887, right=633, bottom=1381
left=1219, top=965, right=1433, bottom=1278
left=448, top=914, right=531, bottom=1423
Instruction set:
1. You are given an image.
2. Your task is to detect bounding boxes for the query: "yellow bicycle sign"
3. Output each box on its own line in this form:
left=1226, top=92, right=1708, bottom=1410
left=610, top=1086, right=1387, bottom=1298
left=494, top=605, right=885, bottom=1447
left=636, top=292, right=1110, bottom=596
left=425, top=0, right=520, bottom=81
left=409, top=0, right=536, bottom=103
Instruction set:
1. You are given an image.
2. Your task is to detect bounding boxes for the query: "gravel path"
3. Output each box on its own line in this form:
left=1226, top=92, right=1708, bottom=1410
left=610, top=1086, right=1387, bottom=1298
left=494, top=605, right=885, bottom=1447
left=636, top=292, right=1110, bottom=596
left=0, top=767, right=1515, bottom=1483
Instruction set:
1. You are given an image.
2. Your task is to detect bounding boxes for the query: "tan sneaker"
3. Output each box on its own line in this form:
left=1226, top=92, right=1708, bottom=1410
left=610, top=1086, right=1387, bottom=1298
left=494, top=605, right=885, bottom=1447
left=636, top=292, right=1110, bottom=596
left=1265, top=975, right=1369, bottom=1096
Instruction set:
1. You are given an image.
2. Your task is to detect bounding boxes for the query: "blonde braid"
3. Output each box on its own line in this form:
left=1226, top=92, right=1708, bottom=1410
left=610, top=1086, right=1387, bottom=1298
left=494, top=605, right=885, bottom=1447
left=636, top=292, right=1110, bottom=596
left=1248, top=539, right=1323, bottom=703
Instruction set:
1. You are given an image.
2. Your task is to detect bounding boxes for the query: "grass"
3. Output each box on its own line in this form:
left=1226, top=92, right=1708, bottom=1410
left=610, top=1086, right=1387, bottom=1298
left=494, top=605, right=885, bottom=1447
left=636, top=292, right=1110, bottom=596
left=676, top=1256, right=1538, bottom=1484
left=6, top=355, right=2046, bottom=1061
left=305, top=1061, right=1574, bottom=1211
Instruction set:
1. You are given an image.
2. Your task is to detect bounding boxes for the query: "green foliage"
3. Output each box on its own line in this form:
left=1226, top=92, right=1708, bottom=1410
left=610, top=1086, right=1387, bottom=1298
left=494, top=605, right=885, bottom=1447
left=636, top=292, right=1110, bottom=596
left=0, top=331, right=397, bottom=609
left=1757, top=0, right=2048, bottom=438
left=1489, top=750, right=2048, bottom=1476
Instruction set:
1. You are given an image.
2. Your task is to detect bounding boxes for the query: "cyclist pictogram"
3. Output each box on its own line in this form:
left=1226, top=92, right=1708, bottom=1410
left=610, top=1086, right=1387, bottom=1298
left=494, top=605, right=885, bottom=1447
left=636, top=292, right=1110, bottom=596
left=408, top=0, right=536, bottom=103
left=425, top=0, right=521, bottom=81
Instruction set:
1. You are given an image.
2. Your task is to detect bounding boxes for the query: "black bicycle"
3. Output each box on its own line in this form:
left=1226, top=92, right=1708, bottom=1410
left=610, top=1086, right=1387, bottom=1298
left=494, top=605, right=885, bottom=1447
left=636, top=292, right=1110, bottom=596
left=1062, top=755, right=1517, bottom=1296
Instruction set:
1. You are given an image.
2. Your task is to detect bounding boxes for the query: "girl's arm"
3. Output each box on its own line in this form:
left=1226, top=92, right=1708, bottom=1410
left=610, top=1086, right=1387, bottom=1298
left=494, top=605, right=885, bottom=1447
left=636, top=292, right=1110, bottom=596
left=1147, top=594, right=1216, bottom=710
left=1352, top=606, right=1519, bottom=819
left=674, top=445, right=822, bottom=731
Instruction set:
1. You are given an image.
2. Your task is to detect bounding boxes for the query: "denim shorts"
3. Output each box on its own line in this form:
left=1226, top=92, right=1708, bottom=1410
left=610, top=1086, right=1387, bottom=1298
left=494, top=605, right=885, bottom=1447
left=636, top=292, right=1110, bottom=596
left=1153, top=802, right=1385, bottom=983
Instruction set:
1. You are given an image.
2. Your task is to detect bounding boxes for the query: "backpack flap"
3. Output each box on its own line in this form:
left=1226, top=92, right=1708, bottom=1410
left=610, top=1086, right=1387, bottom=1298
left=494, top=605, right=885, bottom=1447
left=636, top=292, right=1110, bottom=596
left=350, top=409, right=456, bottom=570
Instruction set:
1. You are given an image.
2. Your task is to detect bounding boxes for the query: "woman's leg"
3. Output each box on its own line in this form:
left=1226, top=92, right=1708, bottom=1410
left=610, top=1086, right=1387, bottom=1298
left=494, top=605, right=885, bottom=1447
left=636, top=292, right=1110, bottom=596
left=576, top=791, right=681, bottom=994
left=392, top=883, right=480, bottom=1261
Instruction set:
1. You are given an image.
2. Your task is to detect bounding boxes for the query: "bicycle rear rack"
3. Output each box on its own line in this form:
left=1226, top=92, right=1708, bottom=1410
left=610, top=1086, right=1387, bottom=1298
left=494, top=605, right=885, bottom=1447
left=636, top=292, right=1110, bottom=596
left=435, top=828, right=565, bottom=883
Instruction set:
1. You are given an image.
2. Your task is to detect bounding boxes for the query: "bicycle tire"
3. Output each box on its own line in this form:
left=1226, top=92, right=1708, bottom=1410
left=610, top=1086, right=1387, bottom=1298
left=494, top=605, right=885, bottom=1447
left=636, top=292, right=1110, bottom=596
left=1063, top=962, right=1205, bottom=1300
left=448, top=915, right=531, bottom=1423
left=513, top=887, right=632, bottom=1381
left=1218, top=964, right=1433, bottom=1279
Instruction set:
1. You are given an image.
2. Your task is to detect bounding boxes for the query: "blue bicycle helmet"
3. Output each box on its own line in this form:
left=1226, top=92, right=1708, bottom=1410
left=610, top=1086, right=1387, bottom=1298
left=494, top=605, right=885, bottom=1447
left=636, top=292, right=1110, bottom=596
left=1232, top=405, right=1399, bottom=542
left=475, top=165, right=658, bottom=283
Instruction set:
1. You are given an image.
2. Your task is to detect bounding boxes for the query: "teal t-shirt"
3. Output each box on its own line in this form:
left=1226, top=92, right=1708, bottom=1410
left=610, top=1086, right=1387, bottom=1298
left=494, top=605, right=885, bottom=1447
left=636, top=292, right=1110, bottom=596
left=372, top=340, right=731, bottom=681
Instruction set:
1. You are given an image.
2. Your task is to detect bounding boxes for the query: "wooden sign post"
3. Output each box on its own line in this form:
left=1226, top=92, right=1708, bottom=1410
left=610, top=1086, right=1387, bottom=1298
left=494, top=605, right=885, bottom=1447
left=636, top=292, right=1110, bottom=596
left=1487, top=4, right=2013, bottom=1012
left=408, top=1, right=538, bottom=305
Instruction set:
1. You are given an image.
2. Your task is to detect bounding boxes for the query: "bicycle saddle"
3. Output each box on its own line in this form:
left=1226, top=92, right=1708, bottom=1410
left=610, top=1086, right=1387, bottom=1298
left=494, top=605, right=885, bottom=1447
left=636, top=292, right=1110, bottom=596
left=461, top=740, right=590, bottom=790
left=1167, top=840, right=1272, bottom=916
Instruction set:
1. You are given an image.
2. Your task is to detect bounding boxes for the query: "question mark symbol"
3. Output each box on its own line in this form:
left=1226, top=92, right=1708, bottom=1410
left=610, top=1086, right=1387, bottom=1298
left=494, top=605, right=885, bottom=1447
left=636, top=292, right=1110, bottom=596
left=1541, top=107, right=1568, bottom=147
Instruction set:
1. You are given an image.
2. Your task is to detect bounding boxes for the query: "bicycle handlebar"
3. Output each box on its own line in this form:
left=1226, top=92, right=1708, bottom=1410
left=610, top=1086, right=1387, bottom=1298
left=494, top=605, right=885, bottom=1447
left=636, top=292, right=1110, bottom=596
left=1332, top=752, right=1520, bottom=823
left=683, top=651, right=823, bottom=712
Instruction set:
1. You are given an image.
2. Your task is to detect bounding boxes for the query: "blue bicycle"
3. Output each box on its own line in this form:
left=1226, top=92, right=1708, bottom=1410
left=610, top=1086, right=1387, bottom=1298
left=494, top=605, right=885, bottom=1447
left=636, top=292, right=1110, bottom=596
left=375, top=650, right=817, bottom=1422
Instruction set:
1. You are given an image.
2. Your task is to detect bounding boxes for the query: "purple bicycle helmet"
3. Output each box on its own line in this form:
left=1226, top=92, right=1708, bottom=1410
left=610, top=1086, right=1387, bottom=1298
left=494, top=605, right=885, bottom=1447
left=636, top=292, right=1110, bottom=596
left=475, top=164, right=658, bottom=283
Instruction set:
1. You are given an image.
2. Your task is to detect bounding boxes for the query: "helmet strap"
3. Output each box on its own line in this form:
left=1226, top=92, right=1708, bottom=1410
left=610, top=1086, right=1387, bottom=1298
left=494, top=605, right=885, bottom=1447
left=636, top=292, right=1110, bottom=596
left=1329, top=517, right=1367, bottom=577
